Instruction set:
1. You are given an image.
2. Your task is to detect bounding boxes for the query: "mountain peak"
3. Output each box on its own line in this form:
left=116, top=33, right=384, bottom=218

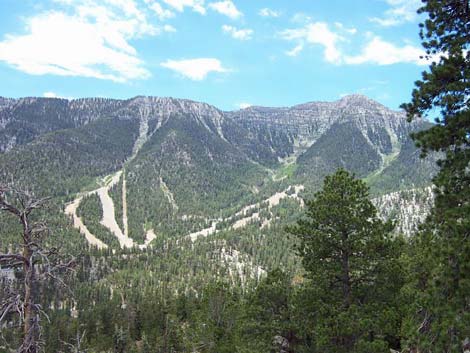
left=337, top=94, right=384, bottom=107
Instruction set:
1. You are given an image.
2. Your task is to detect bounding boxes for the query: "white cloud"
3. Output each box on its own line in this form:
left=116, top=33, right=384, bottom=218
left=164, top=24, right=177, bottom=32
left=148, top=1, right=175, bottom=19
left=209, top=1, right=242, bottom=19
left=162, top=0, right=206, bottom=14
left=43, top=91, right=73, bottom=99
left=280, top=21, right=429, bottom=67
left=259, top=8, right=280, bottom=18
left=280, top=22, right=343, bottom=64
left=0, top=1, right=160, bottom=82
left=237, top=102, right=252, bottom=109
left=334, top=22, right=357, bottom=35
left=370, top=0, right=421, bottom=27
left=43, top=92, right=59, bottom=98
left=222, top=25, right=253, bottom=40
left=286, top=44, right=304, bottom=57
left=344, top=36, right=427, bottom=65
left=161, top=58, right=228, bottom=80
left=291, top=13, right=312, bottom=24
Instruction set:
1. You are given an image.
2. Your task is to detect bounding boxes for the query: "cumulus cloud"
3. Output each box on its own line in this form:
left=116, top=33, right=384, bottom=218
left=209, top=1, right=242, bottom=19
left=222, top=25, right=253, bottom=40
left=280, top=22, right=344, bottom=63
left=161, top=58, right=229, bottom=80
left=344, top=36, right=427, bottom=65
left=162, top=0, right=206, bottom=14
left=259, top=8, right=280, bottom=18
left=370, top=0, right=421, bottom=27
left=0, top=0, right=165, bottom=82
left=148, top=1, right=175, bottom=19
left=280, top=20, right=427, bottom=66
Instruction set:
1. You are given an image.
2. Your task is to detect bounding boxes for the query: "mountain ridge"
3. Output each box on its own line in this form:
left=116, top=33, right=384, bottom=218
left=0, top=93, right=437, bottom=247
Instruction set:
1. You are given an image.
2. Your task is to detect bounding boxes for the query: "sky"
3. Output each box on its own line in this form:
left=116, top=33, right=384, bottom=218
left=0, top=0, right=430, bottom=111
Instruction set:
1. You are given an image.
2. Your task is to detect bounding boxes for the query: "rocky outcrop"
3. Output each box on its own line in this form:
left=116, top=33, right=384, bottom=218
left=228, top=94, right=427, bottom=158
left=272, top=335, right=290, bottom=353
left=373, top=187, right=434, bottom=236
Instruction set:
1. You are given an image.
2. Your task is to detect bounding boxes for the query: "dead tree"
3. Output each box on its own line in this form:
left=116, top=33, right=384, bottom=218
left=0, top=186, right=75, bottom=353
left=60, top=330, right=88, bottom=353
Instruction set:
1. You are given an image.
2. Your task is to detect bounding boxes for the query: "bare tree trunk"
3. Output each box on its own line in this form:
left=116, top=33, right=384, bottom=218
left=22, top=246, right=37, bottom=353
left=20, top=213, right=38, bottom=353
left=0, top=188, right=74, bottom=353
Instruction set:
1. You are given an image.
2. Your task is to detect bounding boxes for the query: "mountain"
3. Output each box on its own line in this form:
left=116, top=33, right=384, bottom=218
left=229, top=94, right=435, bottom=193
left=0, top=94, right=438, bottom=352
left=0, top=94, right=437, bottom=249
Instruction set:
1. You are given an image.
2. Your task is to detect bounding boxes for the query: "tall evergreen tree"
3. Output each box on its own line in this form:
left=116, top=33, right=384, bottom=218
left=401, top=1, right=470, bottom=351
left=288, top=170, right=403, bottom=353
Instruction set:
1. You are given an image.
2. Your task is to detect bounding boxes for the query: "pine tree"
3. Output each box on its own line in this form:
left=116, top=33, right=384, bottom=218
left=288, top=170, right=403, bottom=353
left=239, top=269, right=296, bottom=352
left=400, top=1, right=470, bottom=351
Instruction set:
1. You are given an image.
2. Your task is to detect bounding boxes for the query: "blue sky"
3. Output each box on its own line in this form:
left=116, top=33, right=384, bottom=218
left=0, top=0, right=429, bottom=110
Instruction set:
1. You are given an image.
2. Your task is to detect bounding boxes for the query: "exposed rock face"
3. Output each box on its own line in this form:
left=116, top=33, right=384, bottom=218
left=373, top=187, right=434, bottom=236
left=0, top=94, right=427, bottom=159
left=463, top=337, right=470, bottom=353
left=0, top=97, right=124, bottom=152
left=228, top=94, right=427, bottom=158
left=272, top=335, right=290, bottom=353
left=0, top=96, right=219, bottom=151
left=228, top=94, right=437, bottom=188
left=0, top=94, right=436, bottom=237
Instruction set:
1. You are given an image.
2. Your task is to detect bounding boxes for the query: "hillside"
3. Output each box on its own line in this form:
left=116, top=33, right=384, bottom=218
left=0, top=94, right=439, bottom=352
left=0, top=94, right=437, bottom=248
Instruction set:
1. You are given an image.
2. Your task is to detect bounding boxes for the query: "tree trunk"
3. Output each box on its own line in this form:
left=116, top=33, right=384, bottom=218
left=341, top=231, right=352, bottom=309
left=21, top=216, right=37, bottom=353
left=341, top=230, right=353, bottom=351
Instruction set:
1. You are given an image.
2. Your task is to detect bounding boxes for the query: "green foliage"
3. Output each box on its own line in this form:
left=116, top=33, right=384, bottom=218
left=366, top=129, right=437, bottom=195
left=238, top=269, right=297, bottom=352
left=125, top=113, right=271, bottom=240
left=76, top=193, right=121, bottom=248
left=400, top=1, right=470, bottom=351
left=297, top=122, right=382, bottom=182
left=288, top=170, right=404, bottom=353
left=0, top=117, right=139, bottom=198
left=0, top=93, right=446, bottom=351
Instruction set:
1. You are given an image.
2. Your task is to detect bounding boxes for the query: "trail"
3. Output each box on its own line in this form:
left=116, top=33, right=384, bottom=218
left=188, top=222, right=218, bottom=242
left=65, top=197, right=108, bottom=250
left=66, top=105, right=302, bottom=249
left=160, top=177, right=178, bottom=211
left=66, top=113, right=155, bottom=249
left=122, top=172, right=129, bottom=237
left=138, top=229, right=157, bottom=250
left=187, top=185, right=304, bottom=242
left=96, top=171, right=134, bottom=248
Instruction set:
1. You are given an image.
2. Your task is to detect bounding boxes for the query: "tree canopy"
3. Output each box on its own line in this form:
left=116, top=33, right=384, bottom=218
left=401, top=1, right=470, bottom=351
left=289, top=170, right=403, bottom=353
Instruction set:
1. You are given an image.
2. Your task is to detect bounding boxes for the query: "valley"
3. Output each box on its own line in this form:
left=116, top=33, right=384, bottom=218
left=0, top=2, right=466, bottom=350
left=0, top=94, right=439, bottom=352
left=0, top=94, right=437, bottom=250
